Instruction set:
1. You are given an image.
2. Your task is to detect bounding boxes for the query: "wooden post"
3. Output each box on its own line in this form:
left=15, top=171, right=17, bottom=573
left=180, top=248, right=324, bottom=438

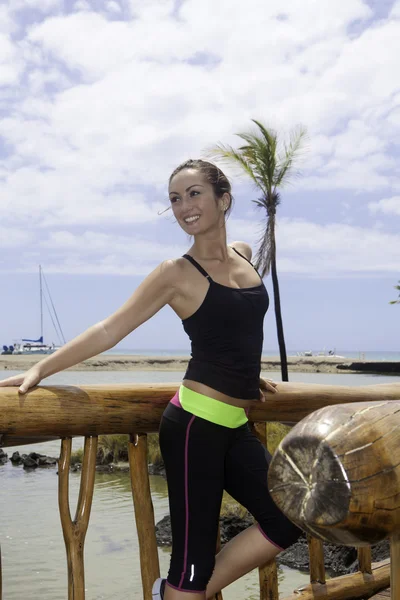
left=252, top=422, right=279, bottom=600
left=357, top=547, right=372, bottom=574
left=391, top=532, right=400, bottom=600
left=128, top=433, right=160, bottom=600
left=259, top=560, right=279, bottom=600
left=307, top=535, right=326, bottom=584
left=58, top=436, right=98, bottom=600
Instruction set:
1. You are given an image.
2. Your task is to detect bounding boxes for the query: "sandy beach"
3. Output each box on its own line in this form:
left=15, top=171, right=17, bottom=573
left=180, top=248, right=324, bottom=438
left=2, top=353, right=399, bottom=374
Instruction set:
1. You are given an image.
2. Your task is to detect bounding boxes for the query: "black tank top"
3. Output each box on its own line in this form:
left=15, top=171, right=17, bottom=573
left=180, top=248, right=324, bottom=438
left=181, top=248, right=269, bottom=400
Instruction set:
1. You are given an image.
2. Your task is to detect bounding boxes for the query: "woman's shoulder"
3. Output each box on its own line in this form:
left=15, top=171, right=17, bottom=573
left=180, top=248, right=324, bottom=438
left=155, top=257, right=192, bottom=287
left=229, top=241, right=253, bottom=260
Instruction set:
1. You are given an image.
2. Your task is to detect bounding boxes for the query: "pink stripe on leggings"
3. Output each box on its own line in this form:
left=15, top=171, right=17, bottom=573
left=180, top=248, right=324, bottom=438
left=257, top=523, right=284, bottom=551
left=179, top=414, right=196, bottom=589
left=170, top=389, right=182, bottom=408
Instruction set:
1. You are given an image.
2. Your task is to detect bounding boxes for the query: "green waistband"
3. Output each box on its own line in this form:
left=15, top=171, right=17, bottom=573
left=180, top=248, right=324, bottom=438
left=179, top=385, right=248, bottom=428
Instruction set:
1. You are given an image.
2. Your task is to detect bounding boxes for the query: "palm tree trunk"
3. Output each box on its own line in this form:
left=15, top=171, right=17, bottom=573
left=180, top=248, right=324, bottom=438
left=270, top=254, right=289, bottom=381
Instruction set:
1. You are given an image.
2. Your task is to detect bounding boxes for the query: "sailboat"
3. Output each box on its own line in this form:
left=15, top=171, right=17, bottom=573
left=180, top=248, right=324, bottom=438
left=2, top=266, right=66, bottom=355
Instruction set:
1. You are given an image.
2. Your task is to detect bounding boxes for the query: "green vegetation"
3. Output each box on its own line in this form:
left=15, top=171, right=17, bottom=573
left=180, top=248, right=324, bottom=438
left=147, top=433, right=164, bottom=468
left=209, top=120, right=307, bottom=382
left=98, top=434, right=129, bottom=463
left=267, top=422, right=292, bottom=455
left=390, top=281, right=400, bottom=305
left=70, top=447, right=84, bottom=465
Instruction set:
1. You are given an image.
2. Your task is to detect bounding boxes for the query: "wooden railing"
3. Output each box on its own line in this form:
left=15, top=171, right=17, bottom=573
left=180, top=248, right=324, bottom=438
left=1, top=381, right=400, bottom=600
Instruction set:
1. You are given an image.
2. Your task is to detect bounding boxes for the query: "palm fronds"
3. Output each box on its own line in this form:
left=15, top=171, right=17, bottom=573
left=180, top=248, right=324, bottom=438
left=390, top=281, right=400, bottom=305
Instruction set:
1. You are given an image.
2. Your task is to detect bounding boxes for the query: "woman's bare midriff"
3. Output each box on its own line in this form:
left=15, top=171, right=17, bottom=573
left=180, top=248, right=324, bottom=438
left=182, top=379, right=259, bottom=408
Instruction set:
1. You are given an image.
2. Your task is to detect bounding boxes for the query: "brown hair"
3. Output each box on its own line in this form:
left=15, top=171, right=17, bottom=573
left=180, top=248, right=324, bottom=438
left=169, top=159, right=234, bottom=217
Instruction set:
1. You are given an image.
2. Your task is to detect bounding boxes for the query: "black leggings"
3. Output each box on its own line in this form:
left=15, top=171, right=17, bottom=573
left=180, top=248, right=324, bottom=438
left=159, top=402, right=301, bottom=593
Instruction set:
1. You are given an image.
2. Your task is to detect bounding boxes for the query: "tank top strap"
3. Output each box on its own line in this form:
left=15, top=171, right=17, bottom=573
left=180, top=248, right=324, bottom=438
left=231, top=246, right=261, bottom=276
left=183, top=254, right=212, bottom=281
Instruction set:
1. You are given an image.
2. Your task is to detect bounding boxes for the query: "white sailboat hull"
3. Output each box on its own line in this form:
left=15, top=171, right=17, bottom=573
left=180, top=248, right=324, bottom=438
left=12, top=343, right=56, bottom=355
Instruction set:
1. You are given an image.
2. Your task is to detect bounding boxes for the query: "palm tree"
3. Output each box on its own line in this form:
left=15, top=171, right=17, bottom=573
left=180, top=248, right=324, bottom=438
left=209, top=120, right=307, bottom=381
left=390, top=281, right=400, bottom=305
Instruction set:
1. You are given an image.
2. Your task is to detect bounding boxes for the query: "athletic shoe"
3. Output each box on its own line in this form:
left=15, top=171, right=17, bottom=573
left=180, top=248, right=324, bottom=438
left=152, top=578, right=166, bottom=599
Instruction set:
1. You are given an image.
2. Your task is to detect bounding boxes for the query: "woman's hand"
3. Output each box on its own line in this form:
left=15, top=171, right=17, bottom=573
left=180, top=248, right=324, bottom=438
left=0, top=367, right=42, bottom=394
left=259, top=377, right=278, bottom=402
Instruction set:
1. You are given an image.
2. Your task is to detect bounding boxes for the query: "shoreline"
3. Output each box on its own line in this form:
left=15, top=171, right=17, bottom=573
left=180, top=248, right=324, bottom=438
left=1, top=354, right=400, bottom=374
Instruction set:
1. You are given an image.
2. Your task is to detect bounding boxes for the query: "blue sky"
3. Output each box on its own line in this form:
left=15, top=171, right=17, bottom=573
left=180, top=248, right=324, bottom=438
left=0, top=0, right=399, bottom=353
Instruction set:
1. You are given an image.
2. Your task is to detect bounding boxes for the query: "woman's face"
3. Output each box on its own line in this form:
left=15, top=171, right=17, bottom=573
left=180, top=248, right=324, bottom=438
left=168, top=169, right=227, bottom=234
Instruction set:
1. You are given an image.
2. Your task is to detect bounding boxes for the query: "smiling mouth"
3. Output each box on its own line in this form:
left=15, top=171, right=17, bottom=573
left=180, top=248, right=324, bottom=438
left=184, top=215, right=200, bottom=224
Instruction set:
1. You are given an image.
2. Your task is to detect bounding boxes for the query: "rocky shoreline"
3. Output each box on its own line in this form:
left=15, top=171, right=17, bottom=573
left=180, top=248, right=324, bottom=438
left=1, top=353, right=400, bottom=374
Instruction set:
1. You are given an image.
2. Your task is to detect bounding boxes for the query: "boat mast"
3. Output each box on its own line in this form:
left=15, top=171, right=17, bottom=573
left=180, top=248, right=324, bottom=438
left=39, top=265, right=43, bottom=341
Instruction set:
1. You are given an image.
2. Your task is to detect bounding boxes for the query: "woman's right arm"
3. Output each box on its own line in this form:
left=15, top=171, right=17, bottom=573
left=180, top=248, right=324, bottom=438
left=0, top=260, right=180, bottom=393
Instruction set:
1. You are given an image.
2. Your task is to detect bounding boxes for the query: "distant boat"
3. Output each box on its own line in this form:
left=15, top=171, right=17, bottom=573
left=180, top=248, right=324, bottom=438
left=1, top=266, right=66, bottom=355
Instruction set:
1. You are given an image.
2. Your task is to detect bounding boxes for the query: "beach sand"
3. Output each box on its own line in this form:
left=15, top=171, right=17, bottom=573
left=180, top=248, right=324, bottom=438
left=0, top=353, right=369, bottom=374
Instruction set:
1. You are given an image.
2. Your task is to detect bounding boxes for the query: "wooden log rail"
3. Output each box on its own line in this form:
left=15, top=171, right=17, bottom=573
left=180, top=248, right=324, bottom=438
left=1, top=381, right=400, bottom=600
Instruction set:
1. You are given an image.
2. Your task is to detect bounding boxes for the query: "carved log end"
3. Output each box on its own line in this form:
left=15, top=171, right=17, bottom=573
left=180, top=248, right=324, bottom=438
left=268, top=435, right=351, bottom=532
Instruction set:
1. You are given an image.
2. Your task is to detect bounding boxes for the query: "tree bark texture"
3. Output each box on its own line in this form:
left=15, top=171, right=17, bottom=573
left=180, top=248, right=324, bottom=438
left=270, top=253, right=289, bottom=382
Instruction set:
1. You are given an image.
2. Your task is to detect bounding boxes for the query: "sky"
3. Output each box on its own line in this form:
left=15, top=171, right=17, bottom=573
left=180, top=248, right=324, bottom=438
left=0, top=0, right=399, bottom=354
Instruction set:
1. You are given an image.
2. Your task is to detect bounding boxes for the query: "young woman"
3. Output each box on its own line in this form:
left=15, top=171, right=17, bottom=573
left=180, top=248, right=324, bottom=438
left=0, top=160, right=301, bottom=599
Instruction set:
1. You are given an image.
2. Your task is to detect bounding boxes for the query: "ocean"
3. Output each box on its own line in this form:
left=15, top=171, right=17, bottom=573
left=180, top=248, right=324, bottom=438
left=103, top=348, right=400, bottom=361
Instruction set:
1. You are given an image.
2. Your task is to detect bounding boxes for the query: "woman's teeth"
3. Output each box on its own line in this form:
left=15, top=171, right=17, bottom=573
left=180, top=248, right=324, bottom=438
left=185, top=215, right=200, bottom=223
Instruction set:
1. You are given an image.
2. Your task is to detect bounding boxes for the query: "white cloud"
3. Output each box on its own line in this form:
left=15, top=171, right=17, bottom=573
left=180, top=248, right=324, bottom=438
left=0, top=166, right=165, bottom=227
left=390, top=1, right=400, bottom=18
left=73, top=1, right=91, bottom=11
left=1, top=0, right=400, bottom=278
left=369, top=196, right=400, bottom=216
left=10, top=0, right=60, bottom=13
left=228, top=218, right=400, bottom=276
left=105, top=1, right=122, bottom=14
left=0, top=32, right=23, bottom=86
left=0, top=6, right=14, bottom=33
left=0, top=227, right=32, bottom=248
left=34, top=230, right=186, bottom=275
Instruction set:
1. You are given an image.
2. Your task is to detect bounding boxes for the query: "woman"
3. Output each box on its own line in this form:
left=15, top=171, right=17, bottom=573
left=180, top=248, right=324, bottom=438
left=0, top=160, right=301, bottom=599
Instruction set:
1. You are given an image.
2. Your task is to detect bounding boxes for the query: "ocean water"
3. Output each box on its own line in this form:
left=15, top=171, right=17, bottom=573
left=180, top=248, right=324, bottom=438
left=1, top=369, right=398, bottom=600
left=103, top=348, right=400, bottom=361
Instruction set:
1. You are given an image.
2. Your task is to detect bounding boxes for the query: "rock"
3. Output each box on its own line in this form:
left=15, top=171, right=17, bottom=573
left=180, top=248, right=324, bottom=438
left=0, top=449, right=8, bottom=464
left=38, top=456, right=58, bottom=467
left=23, top=456, right=39, bottom=469
left=96, top=464, right=115, bottom=473
left=10, top=451, right=57, bottom=468
left=11, top=451, right=23, bottom=465
left=219, top=514, right=254, bottom=544
left=277, top=534, right=390, bottom=576
left=29, top=452, right=45, bottom=461
left=155, top=515, right=172, bottom=546
left=148, top=463, right=166, bottom=477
